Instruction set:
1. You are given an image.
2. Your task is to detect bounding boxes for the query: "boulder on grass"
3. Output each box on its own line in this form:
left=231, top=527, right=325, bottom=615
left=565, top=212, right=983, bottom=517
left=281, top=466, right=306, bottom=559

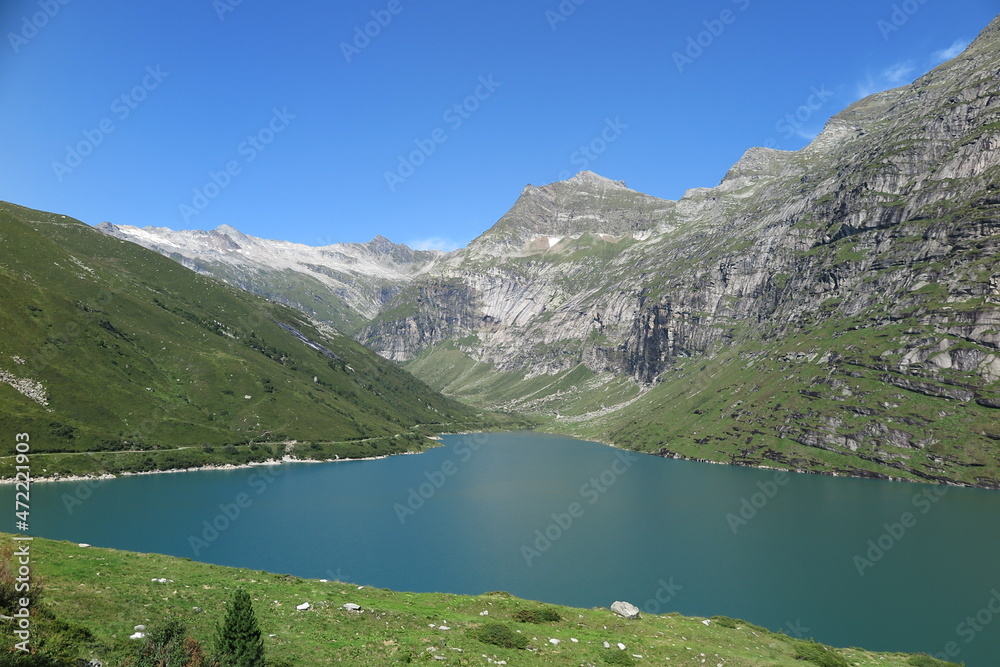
left=610, top=601, right=640, bottom=620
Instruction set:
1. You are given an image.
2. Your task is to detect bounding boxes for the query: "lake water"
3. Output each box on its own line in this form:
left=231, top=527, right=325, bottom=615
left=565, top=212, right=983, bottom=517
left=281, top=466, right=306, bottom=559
left=11, top=432, right=1000, bottom=665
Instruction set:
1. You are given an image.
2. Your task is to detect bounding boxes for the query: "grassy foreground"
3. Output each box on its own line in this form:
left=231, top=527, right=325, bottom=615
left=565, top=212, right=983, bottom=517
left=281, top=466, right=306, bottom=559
left=2, top=534, right=957, bottom=666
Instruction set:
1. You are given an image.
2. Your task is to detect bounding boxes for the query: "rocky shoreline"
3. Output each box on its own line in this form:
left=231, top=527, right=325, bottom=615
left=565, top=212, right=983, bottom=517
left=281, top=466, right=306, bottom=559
left=0, top=451, right=427, bottom=485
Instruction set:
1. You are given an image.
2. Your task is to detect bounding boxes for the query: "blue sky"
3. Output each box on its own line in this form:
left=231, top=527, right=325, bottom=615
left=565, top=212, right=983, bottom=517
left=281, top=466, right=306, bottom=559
left=1, top=0, right=997, bottom=250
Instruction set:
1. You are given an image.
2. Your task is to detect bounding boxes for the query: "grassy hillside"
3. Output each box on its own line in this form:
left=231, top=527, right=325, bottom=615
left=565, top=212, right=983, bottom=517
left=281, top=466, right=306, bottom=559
left=1, top=534, right=958, bottom=666
left=405, top=322, right=1000, bottom=488
left=590, top=321, right=1000, bottom=487
left=0, top=202, right=511, bottom=478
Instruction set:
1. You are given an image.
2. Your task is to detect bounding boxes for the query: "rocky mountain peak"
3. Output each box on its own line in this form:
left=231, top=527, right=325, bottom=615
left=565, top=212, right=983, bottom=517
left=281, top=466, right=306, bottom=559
left=461, top=171, right=672, bottom=257
left=363, top=234, right=397, bottom=253
left=566, top=170, right=629, bottom=188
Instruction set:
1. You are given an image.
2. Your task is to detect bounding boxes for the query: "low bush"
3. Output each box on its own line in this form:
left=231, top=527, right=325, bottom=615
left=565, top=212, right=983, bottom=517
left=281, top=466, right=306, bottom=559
left=470, top=623, right=529, bottom=650
left=600, top=649, right=636, bottom=665
left=512, top=607, right=562, bottom=624
left=907, top=655, right=962, bottom=667
left=794, top=640, right=849, bottom=667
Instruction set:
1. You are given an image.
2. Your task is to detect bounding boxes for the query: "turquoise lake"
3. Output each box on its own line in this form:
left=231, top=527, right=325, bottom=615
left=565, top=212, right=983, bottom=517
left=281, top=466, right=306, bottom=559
left=11, top=432, right=1000, bottom=665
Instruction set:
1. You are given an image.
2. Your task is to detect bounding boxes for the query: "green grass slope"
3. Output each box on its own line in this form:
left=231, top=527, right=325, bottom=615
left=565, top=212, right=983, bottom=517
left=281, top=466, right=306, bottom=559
left=576, top=322, right=1000, bottom=487
left=2, top=534, right=958, bottom=666
left=0, top=202, right=506, bottom=478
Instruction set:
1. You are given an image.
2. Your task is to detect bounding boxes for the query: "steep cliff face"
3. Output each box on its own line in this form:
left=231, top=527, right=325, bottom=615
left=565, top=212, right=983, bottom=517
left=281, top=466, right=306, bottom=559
left=362, top=17, right=1000, bottom=487
left=93, top=17, right=1000, bottom=486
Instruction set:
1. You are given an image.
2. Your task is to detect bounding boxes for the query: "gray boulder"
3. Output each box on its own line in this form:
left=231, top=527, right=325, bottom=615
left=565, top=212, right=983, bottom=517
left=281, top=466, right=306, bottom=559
left=610, top=601, right=640, bottom=620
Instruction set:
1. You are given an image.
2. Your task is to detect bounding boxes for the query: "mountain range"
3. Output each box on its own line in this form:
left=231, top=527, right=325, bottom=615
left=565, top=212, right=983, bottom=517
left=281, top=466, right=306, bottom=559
left=0, top=201, right=504, bottom=477
left=53, top=15, right=1000, bottom=487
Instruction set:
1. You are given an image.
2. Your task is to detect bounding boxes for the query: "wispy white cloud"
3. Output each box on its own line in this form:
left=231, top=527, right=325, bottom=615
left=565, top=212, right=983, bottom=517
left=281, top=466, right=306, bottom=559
left=792, top=127, right=822, bottom=141
left=932, top=38, right=970, bottom=63
left=883, top=61, right=915, bottom=85
left=855, top=72, right=881, bottom=100
left=850, top=37, right=971, bottom=105
left=854, top=60, right=916, bottom=100
left=408, top=236, right=462, bottom=252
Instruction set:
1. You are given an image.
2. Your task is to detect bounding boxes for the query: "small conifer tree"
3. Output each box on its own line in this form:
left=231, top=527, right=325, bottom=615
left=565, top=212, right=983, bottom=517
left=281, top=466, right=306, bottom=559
left=214, top=589, right=265, bottom=667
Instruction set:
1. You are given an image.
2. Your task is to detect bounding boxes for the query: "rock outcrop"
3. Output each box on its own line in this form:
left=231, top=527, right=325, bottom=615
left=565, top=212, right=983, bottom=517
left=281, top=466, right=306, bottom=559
left=360, top=17, right=1000, bottom=487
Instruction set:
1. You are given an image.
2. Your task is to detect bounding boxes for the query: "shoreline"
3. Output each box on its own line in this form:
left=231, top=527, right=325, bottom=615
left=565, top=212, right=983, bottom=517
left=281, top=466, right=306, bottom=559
left=0, top=450, right=433, bottom=485
left=2, top=430, right=982, bottom=489
left=547, top=429, right=983, bottom=489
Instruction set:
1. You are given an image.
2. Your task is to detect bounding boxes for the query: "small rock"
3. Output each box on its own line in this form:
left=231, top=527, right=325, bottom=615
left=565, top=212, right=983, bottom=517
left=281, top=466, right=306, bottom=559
left=479, top=610, right=489, bottom=616
left=548, top=638, right=560, bottom=645
left=603, top=641, right=610, bottom=648
left=701, top=619, right=711, bottom=626
left=319, top=579, right=328, bottom=583
left=611, top=601, right=641, bottom=620
left=570, top=638, right=578, bottom=643
left=269, top=634, right=277, bottom=638
left=192, top=607, right=202, bottom=614
left=134, top=625, right=147, bottom=631
left=296, top=603, right=310, bottom=611
left=617, top=642, right=627, bottom=651
left=78, top=543, right=91, bottom=548
left=438, top=625, right=451, bottom=630
left=342, top=603, right=362, bottom=612
left=129, top=632, right=146, bottom=640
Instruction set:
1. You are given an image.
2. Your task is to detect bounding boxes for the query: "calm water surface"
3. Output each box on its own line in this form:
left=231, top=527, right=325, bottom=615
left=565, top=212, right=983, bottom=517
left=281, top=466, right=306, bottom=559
left=12, top=432, right=1000, bottom=665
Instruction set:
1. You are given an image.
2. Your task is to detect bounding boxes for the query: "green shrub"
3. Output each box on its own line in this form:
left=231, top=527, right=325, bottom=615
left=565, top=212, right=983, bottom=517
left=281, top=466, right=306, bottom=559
left=470, top=623, right=529, bottom=649
left=907, top=655, right=962, bottom=667
left=793, top=640, right=849, bottom=667
left=512, top=607, right=562, bottom=624
left=601, top=649, right=636, bottom=665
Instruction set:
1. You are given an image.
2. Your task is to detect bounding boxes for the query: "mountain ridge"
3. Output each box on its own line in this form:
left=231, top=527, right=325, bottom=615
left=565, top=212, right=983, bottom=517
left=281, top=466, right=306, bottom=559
left=90, top=15, right=1000, bottom=486
left=97, top=221, right=446, bottom=332
left=0, top=201, right=501, bottom=478
left=361, top=16, right=1000, bottom=487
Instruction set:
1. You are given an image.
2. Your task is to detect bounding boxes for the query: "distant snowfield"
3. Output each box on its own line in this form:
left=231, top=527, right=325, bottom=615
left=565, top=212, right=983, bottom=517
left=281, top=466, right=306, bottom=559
left=99, top=223, right=444, bottom=281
